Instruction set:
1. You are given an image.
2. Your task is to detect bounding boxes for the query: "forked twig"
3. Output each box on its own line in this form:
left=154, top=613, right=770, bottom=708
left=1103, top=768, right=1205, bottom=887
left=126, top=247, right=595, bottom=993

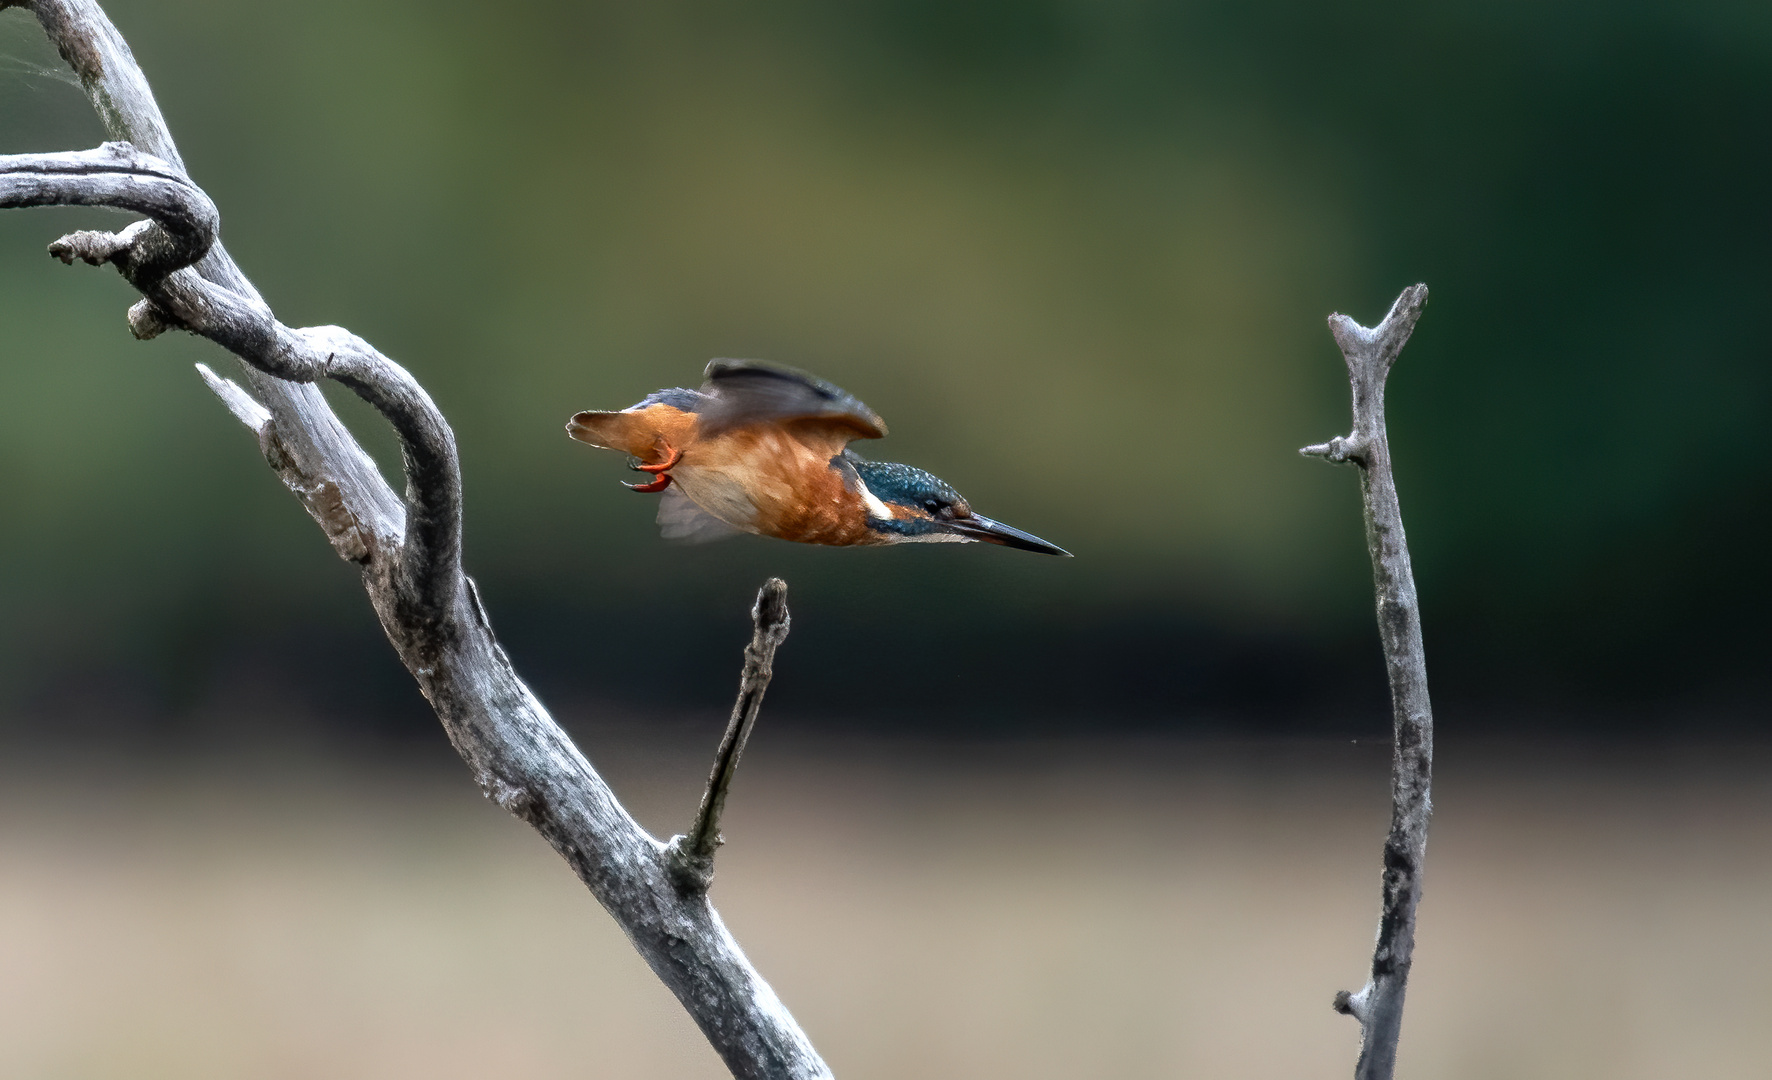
left=1302, top=284, right=1435, bottom=1080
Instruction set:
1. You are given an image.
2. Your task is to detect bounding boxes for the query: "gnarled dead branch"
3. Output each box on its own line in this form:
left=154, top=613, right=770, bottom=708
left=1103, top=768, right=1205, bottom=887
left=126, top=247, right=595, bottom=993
left=1301, top=284, right=1435, bottom=1080
left=0, top=3, right=829, bottom=1076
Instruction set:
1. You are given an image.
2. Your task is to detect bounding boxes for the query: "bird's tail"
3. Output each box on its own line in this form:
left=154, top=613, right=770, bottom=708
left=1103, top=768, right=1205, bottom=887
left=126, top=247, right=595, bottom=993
left=566, top=410, right=654, bottom=453
left=567, top=408, right=692, bottom=465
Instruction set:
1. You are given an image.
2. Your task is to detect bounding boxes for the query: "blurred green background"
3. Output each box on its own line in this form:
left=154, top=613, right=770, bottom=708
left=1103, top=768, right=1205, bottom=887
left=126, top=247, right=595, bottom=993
left=1, top=0, right=1767, bottom=740
left=3, top=5, right=1771, bottom=1078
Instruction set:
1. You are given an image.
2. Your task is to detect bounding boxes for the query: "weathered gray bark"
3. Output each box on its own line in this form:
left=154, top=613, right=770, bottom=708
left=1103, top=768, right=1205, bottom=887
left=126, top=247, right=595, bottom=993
left=0, top=3, right=830, bottom=1077
left=1301, top=284, right=1435, bottom=1080
left=670, top=578, right=791, bottom=892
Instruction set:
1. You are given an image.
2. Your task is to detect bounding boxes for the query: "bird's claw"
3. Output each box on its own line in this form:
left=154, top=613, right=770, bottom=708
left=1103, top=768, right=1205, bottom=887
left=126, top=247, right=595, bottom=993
left=623, top=440, right=681, bottom=493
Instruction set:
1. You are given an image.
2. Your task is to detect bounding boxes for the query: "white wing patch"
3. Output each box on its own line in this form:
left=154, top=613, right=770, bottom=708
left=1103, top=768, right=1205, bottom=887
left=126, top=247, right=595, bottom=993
left=656, top=485, right=746, bottom=544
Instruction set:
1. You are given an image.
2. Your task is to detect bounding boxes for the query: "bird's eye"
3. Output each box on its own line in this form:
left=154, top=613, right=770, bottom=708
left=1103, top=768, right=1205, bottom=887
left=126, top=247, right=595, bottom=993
left=924, top=499, right=942, bottom=514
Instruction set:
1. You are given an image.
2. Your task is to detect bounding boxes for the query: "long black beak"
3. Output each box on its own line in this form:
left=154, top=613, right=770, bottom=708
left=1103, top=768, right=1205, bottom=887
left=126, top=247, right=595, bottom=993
left=950, top=513, right=1072, bottom=556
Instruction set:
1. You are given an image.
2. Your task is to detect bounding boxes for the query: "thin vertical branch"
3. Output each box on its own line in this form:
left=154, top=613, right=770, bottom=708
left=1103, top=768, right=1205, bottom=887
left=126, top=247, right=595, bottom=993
left=1301, top=283, right=1434, bottom=1080
left=671, top=578, right=792, bottom=891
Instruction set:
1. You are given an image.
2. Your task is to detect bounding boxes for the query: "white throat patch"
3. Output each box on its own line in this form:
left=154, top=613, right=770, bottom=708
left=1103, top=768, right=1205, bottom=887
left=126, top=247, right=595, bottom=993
left=858, top=484, right=894, bottom=521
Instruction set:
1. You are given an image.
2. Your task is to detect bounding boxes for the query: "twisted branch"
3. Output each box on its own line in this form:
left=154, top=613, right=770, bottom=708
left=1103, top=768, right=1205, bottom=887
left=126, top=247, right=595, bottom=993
left=1302, top=283, right=1434, bottom=1080
left=0, top=3, right=830, bottom=1076
left=1, top=141, right=459, bottom=611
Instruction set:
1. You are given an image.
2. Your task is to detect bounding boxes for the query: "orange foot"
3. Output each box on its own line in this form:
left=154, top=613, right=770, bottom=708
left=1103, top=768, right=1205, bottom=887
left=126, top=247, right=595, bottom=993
left=624, top=440, right=682, bottom=493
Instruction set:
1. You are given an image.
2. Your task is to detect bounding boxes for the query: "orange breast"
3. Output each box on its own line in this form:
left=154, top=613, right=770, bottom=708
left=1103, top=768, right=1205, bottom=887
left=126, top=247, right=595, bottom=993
left=682, top=425, right=883, bottom=547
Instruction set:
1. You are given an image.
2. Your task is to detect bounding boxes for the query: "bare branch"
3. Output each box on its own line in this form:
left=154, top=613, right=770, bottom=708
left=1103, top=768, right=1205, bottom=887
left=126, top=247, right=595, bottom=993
left=195, top=362, right=271, bottom=433
left=671, top=578, right=792, bottom=891
left=1301, top=284, right=1435, bottom=1080
left=0, top=139, right=458, bottom=614
left=0, top=3, right=831, bottom=1076
left=1, top=144, right=215, bottom=283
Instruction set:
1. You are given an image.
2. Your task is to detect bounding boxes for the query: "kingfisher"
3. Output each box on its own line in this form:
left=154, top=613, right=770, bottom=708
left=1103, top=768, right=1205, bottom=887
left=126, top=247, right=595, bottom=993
left=567, top=360, right=1070, bottom=556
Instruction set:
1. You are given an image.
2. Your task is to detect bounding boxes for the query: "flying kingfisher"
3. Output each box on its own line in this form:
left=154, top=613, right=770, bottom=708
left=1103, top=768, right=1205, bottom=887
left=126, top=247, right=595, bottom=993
left=567, top=360, right=1070, bottom=556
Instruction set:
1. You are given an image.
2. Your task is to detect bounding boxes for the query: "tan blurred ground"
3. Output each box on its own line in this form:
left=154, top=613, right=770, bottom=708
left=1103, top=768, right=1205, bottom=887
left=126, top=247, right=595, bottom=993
left=1, top=733, right=1769, bottom=1079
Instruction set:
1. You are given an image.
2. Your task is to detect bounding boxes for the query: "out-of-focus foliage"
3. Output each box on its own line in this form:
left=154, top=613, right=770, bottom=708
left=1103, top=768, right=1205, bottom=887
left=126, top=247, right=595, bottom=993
left=0, top=0, right=1766, bottom=733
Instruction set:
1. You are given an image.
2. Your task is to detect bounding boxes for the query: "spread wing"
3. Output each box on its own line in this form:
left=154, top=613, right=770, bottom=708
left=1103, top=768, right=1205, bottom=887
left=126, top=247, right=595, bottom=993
left=655, top=484, right=746, bottom=544
left=696, top=359, right=888, bottom=442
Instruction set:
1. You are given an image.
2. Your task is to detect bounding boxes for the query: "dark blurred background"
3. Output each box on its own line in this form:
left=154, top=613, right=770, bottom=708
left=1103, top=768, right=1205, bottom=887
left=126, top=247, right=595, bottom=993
left=4, top=5, right=1772, bottom=1078
left=1, top=1, right=1768, bottom=739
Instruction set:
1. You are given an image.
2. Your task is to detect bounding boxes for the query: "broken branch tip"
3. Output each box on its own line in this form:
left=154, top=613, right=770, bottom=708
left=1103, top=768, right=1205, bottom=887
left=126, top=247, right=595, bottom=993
left=752, top=577, right=790, bottom=644
left=1299, top=434, right=1367, bottom=466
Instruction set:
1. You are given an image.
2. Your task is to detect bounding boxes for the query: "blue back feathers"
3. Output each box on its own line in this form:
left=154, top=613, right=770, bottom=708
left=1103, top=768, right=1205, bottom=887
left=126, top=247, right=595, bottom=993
left=632, top=387, right=704, bottom=412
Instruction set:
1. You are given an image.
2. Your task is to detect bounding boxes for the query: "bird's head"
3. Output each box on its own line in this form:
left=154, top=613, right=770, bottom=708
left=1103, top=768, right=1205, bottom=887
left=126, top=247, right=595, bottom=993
left=846, top=457, right=1071, bottom=556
